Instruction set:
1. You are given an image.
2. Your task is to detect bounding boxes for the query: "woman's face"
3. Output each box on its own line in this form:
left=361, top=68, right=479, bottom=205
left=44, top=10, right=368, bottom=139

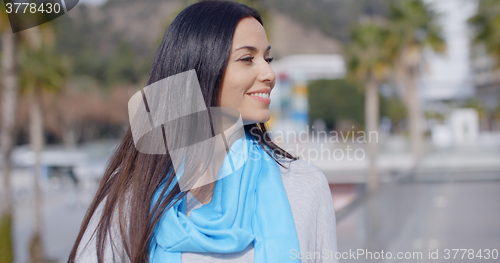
left=219, top=17, right=276, bottom=125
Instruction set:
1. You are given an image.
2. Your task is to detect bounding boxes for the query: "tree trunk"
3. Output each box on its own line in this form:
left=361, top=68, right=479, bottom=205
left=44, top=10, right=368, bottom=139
left=406, top=72, right=424, bottom=161
left=62, top=122, right=77, bottom=148
left=365, top=76, right=379, bottom=193
left=0, top=29, right=18, bottom=263
left=29, top=86, right=45, bottom=263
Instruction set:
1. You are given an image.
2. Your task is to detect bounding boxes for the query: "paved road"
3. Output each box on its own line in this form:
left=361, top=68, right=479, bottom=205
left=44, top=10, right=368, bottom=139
left=11, top=173, right=94, bottom=263
left=6, top=157, right=500, bottom=262
left=11, top=176, right=500, bottom=263
left=336, top=180, right=500, bottom=262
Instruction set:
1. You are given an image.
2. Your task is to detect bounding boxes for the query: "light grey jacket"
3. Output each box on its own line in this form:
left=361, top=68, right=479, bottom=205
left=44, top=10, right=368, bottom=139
left=75, top=159, right=338, bottom=262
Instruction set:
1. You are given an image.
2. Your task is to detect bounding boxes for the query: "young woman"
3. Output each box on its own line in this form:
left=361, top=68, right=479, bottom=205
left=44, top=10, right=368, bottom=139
left=68, top=1, right=337, bottom=262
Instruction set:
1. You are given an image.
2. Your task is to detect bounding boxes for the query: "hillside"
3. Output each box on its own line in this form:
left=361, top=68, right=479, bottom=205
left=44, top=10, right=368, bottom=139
left=60, top=0, right=348, bottom=55
left=50, top=0, right=389, bottom=86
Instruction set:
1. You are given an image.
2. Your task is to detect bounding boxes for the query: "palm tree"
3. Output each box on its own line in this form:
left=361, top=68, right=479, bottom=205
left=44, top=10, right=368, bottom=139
left=468, top=0, right=500, bottom=130
left=388, top=0, right=446, bottom=160
left=0, top=5, right=18, bottom=263
left=18, top=25, right=68, bottom=263
left=346, top=20, right=396, bottom=192
left=469, top=0, right=500, bottom=67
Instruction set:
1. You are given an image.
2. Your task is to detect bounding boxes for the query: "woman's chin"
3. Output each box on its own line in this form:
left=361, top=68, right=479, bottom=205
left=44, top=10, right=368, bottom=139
left=242, top=115, right=271, bottom=125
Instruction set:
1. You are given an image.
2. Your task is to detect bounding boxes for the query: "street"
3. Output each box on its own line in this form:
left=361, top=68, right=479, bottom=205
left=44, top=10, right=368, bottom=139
left=337, top=180, right=500, bottom=262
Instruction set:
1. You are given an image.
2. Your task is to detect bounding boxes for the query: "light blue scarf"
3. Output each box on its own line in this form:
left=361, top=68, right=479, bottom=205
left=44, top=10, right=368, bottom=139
left=148, top=131, right=301, bottom=262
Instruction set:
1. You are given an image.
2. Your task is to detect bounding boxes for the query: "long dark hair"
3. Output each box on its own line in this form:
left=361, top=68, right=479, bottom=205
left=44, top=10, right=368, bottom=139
left=68, top=1, right=296, bottom=262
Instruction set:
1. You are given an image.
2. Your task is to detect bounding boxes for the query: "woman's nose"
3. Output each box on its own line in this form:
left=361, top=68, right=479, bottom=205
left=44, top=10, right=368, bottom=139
left=258, top=60, right=276, bottom=86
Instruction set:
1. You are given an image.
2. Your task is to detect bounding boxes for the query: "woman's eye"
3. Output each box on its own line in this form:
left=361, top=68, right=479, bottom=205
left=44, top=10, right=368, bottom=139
left=237, top=56, right=274, bottom=64
left=238, top=56, right=254, bottom=62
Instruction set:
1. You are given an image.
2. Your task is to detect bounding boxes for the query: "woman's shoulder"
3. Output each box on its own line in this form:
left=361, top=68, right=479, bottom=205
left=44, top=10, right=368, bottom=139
left=278, top=158, right=325, bottom=180
left=277, top=158, right=338, bottom=259
left=277, top=158, right=331, bottom=201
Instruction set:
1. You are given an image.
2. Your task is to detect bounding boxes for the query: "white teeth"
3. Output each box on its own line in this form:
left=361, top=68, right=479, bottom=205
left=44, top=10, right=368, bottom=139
left=249, top=92, right=269, bottom=99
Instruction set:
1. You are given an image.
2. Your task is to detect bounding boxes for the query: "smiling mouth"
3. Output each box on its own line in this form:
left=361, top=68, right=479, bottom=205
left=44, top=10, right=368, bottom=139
left=246, top=92, right=270, bottom=99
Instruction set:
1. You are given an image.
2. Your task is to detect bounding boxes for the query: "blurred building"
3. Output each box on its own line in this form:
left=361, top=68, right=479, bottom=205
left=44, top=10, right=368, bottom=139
left=472, top=56, right=500, bottom=109
left=431, top=108, right=479, bottom=148
left=419, top=0, right=476, bottom=103
left=270, top=54, right=345, bottom=133
left=470, top=45, right=500, bottom=130
left=420, top=0, right=500, bottom=132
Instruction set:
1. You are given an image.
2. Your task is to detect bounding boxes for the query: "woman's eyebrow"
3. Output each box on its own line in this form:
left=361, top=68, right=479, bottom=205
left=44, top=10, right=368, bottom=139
left=234, top=45, right=272, bottom=52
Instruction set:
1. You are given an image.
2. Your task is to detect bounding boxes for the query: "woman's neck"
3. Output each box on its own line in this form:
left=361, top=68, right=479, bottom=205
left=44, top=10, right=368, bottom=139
left=188, top=111, right=246, bottom=205
left=189, top=180, right=216, bottom=205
